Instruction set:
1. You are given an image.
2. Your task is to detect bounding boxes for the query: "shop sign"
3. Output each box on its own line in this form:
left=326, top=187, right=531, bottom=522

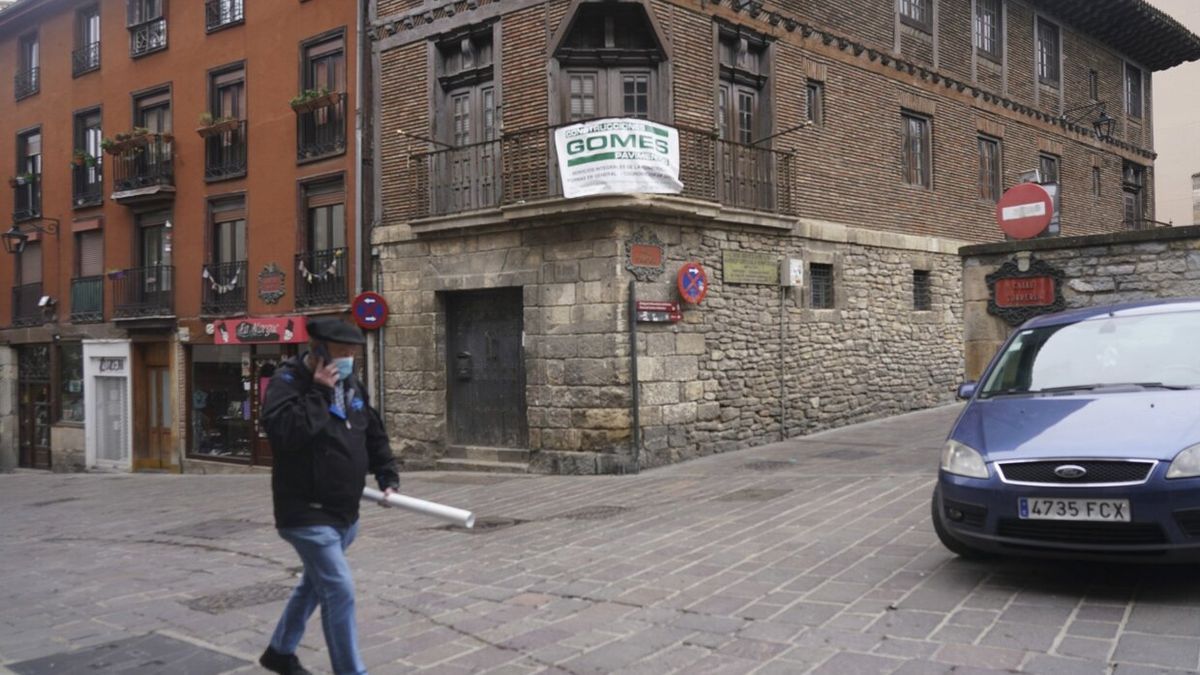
left=986, top=257, right=1066, bottom=326
left=677, top=262, right=709, bottom=305
left=213, top=317, right=308, bottom=345
left=98, top=357, right=125, bottom=373
left=258, top=263, right=287, bottom=304
left=352, top=291, right=389, bottom=330
left=723, top=250, right=779, bottom=285
left=554, top=118, right=683, bottom=199
left=636, top=301, right=682, bottom=323
left=625, top=229, right=665, bottom=281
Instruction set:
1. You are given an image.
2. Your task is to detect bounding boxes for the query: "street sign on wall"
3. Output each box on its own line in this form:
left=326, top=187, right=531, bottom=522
left=995, top=183, right=1054, bottom=239
left=677, top=262, right=709, bottom=304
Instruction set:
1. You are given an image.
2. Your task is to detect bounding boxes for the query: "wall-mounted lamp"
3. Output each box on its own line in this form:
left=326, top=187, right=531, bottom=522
left=2, top=217, right=60, bottom=255
left=1060, top=102, right=1116, bottom=143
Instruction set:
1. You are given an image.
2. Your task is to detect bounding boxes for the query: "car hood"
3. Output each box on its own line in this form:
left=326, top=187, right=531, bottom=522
left=953, top=390, right=1200, bottom=461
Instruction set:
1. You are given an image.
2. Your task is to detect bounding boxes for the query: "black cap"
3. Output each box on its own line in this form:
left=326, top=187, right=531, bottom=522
left=307, top=317, right=367, bottom=345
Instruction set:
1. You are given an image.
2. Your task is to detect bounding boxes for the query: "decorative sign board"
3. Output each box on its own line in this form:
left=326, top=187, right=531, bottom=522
left=213, top=317, right=308, bottom=345
left=258, top=263, right=287, bottom=304
left=636, top=301, right=682, bottom=323
left=723, top=250, right=780, bottom=285
left=625, top=229, right=666, bottom=281
left=985, top=257, right=1066, bottom=326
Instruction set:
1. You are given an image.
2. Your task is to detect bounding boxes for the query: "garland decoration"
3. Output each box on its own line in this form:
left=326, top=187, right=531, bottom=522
left=298, top=249, right=343, bottom=284
left=202, top=266, right=240, bottom=295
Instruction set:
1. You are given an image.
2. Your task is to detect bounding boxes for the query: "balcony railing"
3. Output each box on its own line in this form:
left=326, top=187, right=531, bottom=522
left=204, top=120, right=248, bottom=181
left=297, top=93, right=347, bottom=161
left=129, top=17, right=167, bottom=58
left=295, top=248, right=348, bottom=308
left=70, top=276, right=104, bottom=323
left=12, top=282, right=43, bottom=327
left=72, top=42, right=101, bottom=76
left=407, top=123, right=796, bottom=219
left=72, top=162, right=103, bottom=207
left=14, top=66, right=38, bottom=100
left=112, top=265, right=174, bottom=318
left=12, top=174, right=41, bottom=221
left=205, top=0, right=244, bottom=31
left=111, top=135, right=174, bottom=194
left=201, top=260, right=248, bottom=315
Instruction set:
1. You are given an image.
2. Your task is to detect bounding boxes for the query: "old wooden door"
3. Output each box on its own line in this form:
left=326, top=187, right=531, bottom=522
left=17, top=345, right=51, bottom=470
left=134, top=342, right=174, bottom=470
left=446, top=289, right=527, bottom=448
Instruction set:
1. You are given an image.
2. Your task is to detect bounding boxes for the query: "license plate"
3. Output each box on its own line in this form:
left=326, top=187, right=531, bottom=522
left=1018, top=497, right=1131, bottom=522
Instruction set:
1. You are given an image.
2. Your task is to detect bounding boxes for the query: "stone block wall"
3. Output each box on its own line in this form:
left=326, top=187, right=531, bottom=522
left=961, top=225, right=1200, bottom=380
left=0, top=346, right=15, bottom=472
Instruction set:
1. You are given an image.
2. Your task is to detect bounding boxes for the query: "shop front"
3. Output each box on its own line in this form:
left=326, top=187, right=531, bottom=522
left=187, top=316, right=308, bottom=469
left=83, top=340, right=134, bottom=471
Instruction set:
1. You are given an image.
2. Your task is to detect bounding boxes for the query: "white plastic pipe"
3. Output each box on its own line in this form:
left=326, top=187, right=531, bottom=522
left=362, top=487, right=475, bottom=528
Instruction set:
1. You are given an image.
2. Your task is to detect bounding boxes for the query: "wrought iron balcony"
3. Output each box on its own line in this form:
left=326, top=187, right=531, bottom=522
left=70, top=276, right=104, bottom=323
left=112, top=265, right=174, bottom=318
left=406, top=123, right=796, bottom=219
left=129, top=17, right=167, bottom=58
left=14, top=66, right=38, bottom=100
left=12, top=282, right=43, bottom=327
left=12, top=174, right=41, bottom=221
left=295, top=248, right=348, bottom=308
left=72, top=42, right=101, bottom=76
left=296, top=93, right=347, bottom=161
left=204, top=120, right=247, bottom=181
left=205, top=0, right=244, bottom=32
left=110, top=134, right=174, bottom=202
left=201, top=260, right=248, bottom=315
left=72, top=161, right=103, bottom=208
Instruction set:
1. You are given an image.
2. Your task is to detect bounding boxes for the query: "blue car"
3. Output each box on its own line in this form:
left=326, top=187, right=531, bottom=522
left=934, top=298, right=1200, bottom=561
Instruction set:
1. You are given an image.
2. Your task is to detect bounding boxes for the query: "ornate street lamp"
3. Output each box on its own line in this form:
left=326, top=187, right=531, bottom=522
left=1059, top=102, right=1116, bottom=143
left=1092, top=111, right=1116, bottom=142
left=2, top=218, right=59, bottom=255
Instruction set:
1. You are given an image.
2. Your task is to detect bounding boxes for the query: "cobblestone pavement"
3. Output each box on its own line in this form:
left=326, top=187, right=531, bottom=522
left=5, top=405, right=1200, bottom=674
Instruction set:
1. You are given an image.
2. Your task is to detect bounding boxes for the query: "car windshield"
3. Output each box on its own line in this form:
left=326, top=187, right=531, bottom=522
left=980, top=309, right=1200, bottom=397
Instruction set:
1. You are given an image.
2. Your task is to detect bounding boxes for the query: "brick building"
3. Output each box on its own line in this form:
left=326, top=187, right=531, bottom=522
left=0, top=0, right=369, bottom=472
left=364, top=0, right=1199, bottom=473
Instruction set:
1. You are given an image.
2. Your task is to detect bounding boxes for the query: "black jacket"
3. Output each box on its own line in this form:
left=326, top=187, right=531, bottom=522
left=262, top=354, right=400, bottom=528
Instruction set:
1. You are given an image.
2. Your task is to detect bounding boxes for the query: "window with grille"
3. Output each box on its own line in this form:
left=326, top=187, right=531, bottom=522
left=901, top=113, right=931, bottom=188
left=1036, top=18, right=1060, bottom=86
left=1125, top=64, right=1143, bottom=119
left=974, top=0, right=1001, bottom=60
left=978, top=136, right=1001, bottom=202
left=913, top=270, right=932, bottom=311
left=900, top=0, right=931, bottom=32
left=810, top=263, right=834, bottom=309
left=1123, top=162, right=1146, bottom=227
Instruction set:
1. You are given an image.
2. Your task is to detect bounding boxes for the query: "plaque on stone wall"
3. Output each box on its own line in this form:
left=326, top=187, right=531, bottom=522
left=723, top=250, right=779, bottom=285
left=985, top=257, right=1065, bottom=326
left=625, top=229, right=665, bottom=281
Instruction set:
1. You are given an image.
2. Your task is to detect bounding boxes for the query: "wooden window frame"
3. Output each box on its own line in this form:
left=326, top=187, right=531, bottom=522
left=1124, top=63, right=1143, bottom=120
left=978, top=135, right=1002, bottom=202
left=974, top=0, right=1002, bottom=61
left=716, top=24, right=771, bottom=146
left=1038, top=153, right=1060, bottom=186
left=1088, top=69, right=1100, bottom=102
left=805, top=79, right=824, bottom=128
left=1036, top=17, right=1061, bottom=88
left=901, top=112, right=932, bottom=189
left=300, top=28, right=347, bottom=94
left=899, top=0, right=932, bottom=33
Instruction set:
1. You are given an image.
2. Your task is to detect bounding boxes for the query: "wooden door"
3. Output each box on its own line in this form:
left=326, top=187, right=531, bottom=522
left=446, top=289, right=527, bottom=448
left=134, top=342, right=175, bottom=471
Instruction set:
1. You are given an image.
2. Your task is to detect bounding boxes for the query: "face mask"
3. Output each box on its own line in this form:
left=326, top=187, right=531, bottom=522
left=332, top=356, right=354, bottom=382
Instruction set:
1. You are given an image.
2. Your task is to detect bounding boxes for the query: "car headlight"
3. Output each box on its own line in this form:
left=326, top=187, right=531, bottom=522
left=1167, top=443, right=1200, bottom=479
left=940, top=439, right=989, bottom=479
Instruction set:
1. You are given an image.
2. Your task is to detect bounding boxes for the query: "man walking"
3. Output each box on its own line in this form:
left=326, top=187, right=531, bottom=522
left=259, top=317, right=399, bottom=675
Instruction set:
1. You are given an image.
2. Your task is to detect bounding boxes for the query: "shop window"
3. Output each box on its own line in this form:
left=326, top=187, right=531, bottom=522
left=59, top=343, right=85, bottom=422
left=190, top=345, right=251, bottom=461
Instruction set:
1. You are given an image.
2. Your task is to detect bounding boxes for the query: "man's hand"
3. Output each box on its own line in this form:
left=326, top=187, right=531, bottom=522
left=378, top=487, right=398, bottom=508
left=312, top=356, right=340, bottom=389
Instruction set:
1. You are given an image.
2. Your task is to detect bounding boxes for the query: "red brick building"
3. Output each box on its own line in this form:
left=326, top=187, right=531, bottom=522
left=367, top=0, right=1200, bottom=472
left=0, top=0, right=369, bottom=472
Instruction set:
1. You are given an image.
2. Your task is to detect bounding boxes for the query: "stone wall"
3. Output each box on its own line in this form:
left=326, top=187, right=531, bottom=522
left=961, top=224, right=1200, bottom=380
left=0, top=347, right=15, bottom=472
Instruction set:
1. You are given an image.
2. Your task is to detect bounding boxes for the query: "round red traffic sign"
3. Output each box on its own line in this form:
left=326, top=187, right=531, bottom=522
left=995, top=183, right=1054, bottom=240
left=351, top=291, right=389, bottom=330
left=677, top=262, right=709, bottom=304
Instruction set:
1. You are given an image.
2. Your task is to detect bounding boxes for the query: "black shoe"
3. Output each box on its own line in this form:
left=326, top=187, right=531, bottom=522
left=259, top=645, right=313, bottom=675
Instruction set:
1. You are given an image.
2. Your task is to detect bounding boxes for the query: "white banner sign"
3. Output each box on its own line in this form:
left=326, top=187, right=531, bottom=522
left=554, top=118, right=683, bottom=199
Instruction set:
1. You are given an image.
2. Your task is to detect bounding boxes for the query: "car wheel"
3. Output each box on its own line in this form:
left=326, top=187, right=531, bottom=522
left=931, top=489, right=991, bottom=560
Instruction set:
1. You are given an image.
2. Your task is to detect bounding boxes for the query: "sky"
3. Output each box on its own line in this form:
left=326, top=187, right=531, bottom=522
left=1148, top=0, right=1200, bottom=226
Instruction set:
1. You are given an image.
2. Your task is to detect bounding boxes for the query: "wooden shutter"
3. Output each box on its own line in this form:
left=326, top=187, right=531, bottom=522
left=78, top=231, right=103, bottom=277
left=306, top=181, right=344, bottom=208
left=20, top=242, right=42, bottom=284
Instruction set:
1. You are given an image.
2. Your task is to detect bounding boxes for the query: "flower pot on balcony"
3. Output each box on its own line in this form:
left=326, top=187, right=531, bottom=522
left=290, top=91, right=339, bottom=114
left=195, top=118, right=239, bottom=138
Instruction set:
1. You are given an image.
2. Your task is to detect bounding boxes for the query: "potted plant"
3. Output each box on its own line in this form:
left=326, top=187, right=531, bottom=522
left=71, top=149, right=95, bottom=167
left=8, top=172, right=34, bottom=188
left=196, top=112, right=239, bottom=137
left=290, top=87, right=336, bottom=113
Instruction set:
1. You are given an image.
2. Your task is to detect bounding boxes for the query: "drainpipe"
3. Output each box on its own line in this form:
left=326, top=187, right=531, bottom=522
left=354, top=0, right=366, bottom=300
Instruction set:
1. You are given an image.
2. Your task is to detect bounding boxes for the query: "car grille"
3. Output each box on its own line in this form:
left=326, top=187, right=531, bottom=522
left=1173, top=509, right=1200, bottom=537
left=943, top=498, right=987, bottom=528
left=997, top=519, right=1167, bottom=545
left=996, top=460, right=1154, bottom=485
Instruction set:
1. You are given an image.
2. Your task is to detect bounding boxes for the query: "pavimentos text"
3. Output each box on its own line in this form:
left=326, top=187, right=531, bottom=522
left=934, top=299, right=1200, bottom=561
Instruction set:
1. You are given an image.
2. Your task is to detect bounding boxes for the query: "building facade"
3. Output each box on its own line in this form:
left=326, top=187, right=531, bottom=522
left=0, top=0, right=369, bottom=473
left=367, top=0, right=1200, bottom=472
left=1193, top=172, right=1200, bottom=225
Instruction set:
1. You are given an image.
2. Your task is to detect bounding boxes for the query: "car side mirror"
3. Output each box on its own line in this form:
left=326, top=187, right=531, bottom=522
left=956, top=381, right=978, bottom=400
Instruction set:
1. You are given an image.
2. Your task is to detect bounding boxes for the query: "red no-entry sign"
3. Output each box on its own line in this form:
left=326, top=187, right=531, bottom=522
left=995, top=183, right=1054, bottom=240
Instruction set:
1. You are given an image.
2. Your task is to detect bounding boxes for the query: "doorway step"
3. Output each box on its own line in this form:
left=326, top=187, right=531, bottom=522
left=437, top=446, right=530, bottom=473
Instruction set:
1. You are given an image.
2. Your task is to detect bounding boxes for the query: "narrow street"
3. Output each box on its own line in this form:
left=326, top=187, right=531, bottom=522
left=4, top=405, right=1200, bottom=674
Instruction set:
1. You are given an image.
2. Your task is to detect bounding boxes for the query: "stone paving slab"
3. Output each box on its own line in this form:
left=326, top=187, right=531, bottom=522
left=5, top=405, right=1200, bottom=673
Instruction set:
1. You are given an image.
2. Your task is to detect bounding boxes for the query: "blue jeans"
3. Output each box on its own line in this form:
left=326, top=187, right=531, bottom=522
left=269, top=523, right=367, bottom=675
